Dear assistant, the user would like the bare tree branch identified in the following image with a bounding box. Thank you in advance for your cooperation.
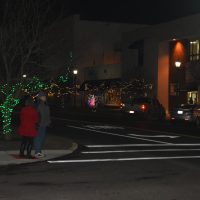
[0,0,63,84]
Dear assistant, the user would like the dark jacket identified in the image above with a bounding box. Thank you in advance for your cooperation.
[18,106,39,137]
[37,102,51,127]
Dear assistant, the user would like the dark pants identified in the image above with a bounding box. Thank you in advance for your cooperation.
[20,136,34,156]
[34,126,46,154]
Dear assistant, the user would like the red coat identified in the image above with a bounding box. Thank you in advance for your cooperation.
[18,106,39,137]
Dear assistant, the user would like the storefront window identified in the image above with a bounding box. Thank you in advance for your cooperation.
[190,40,200,61]
[187,91,198,104]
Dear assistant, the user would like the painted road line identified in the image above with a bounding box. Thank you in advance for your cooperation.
[128,133,179,139]
[48,155,200,164]
[86,144,200,148]
[68,125,170,144]
[128,127,199,139]
[82,148,200,154]
[54,117,200,140]
[129,127,182,136]
[84,125,124,130]
[53,117,200,139]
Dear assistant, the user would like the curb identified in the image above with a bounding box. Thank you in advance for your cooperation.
[0,142,79,167]
[69,142,79,152]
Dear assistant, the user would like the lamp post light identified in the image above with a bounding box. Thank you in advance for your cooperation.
[73,69,78,75]
[22,74,27,78]
[73,69,78,107]
[175,60,182,96]
[175,61,181,68]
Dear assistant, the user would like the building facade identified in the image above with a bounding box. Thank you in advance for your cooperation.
[122,13,200,115]
[42,15,145,83]
[42,15,145,106]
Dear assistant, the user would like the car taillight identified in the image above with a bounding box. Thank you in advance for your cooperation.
[140,104,146,111]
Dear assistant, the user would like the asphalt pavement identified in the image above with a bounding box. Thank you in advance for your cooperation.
[51,116,200,162]
[1,109,200,199]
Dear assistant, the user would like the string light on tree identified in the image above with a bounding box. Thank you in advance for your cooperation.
[0,77,48,135]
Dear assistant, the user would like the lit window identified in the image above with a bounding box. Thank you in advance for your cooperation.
[187,91,198,104]
[190,40,200,61]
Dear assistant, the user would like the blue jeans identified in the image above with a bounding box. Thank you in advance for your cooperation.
[34,126,46,154]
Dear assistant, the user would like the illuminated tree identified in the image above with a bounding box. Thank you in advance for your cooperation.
[83,78,151,106]
[120,79,152,97]
[85,78,150,93]
[0,77,47,135]
[0,0,63,136]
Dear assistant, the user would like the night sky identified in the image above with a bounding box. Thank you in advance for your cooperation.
[62,0,200,24]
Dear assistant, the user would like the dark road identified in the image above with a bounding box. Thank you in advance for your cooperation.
[1,0,200,199]
[1,116,200,200]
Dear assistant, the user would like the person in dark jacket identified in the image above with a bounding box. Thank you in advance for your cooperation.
[18,97,39,159]
[34,91,51,158]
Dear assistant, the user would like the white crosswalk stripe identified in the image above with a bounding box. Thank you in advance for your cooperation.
[81,148,200,154]
[48,122,200,164]
[48,143,200,164]
[48,156,200,163]
[86,143,200,148]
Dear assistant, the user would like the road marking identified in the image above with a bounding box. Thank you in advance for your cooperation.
[82,149,200,154]
[68,125,170,144]
[86,144,200,148]
[128,127,188,138]
[48,155,200,163]
[128,133,179,139]
[54,117,200,140]
[84,125,124,130]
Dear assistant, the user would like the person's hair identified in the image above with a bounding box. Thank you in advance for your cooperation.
[25,97,34,106]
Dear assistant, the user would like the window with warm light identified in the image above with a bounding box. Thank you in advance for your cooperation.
[190,40,200,61]
[187,91,198,104]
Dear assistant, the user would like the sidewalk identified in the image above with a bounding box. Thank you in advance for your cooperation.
[0,133,78,166]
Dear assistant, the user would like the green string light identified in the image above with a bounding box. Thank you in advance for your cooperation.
[0,77,48,135]
[0,95,20,135]
[0,71,72,135]
[58,75,69,83]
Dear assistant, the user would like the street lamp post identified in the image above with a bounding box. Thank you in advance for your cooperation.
[175,60,182,96]
[73,69,78,107]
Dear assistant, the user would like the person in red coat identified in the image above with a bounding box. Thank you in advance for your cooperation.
[18,97,39,158]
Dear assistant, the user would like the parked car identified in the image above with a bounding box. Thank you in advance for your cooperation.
[193,104,200,127]
[170,104,197,123]
[121,97,166,120]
